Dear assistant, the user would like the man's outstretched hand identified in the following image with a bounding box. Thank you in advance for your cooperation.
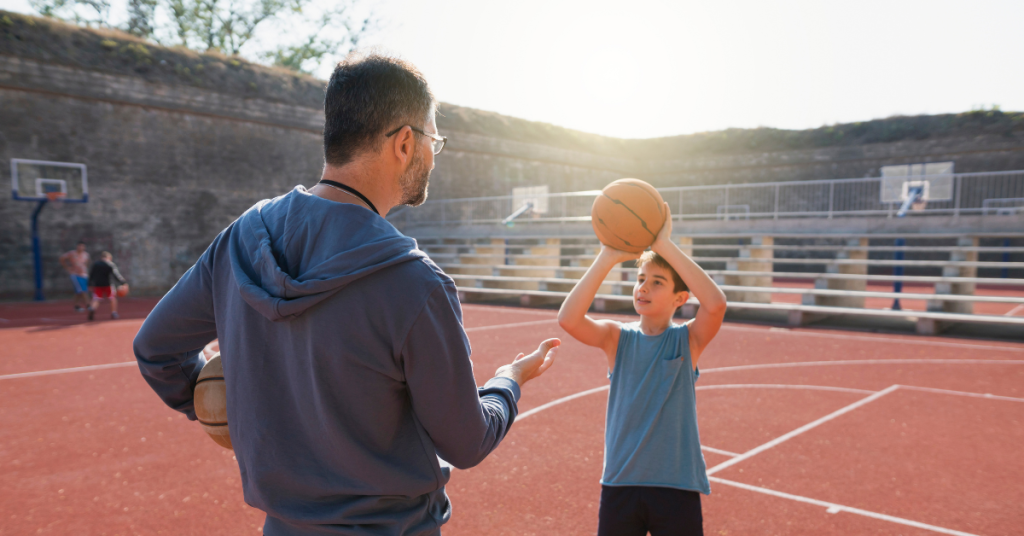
[495,338,561,387]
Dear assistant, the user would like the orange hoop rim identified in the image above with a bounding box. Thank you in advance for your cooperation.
[45,192,66,202]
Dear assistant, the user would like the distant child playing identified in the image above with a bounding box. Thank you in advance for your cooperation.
[88,251,128,321]
[59,241,90,312]
[558,203,727,536]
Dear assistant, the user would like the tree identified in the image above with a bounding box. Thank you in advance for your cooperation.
[29,0,111,27]
[28,0,377,75]
[125,0,157,38]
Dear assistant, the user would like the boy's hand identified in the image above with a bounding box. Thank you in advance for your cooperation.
[598,245,641,265]
[652,202,674,254]
[495,338,561,387]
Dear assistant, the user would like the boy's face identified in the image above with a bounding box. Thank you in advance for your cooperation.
[633,261,688,317]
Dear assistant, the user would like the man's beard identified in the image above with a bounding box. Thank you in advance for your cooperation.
[398,150,430,207]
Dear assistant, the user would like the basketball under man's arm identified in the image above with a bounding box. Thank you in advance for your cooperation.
[650,203,727,363]
[558,246,638,360]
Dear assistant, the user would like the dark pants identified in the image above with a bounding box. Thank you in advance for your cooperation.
[598,485,703,536]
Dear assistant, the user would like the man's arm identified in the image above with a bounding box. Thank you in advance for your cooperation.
[402,279,558,470]
[132,250,217,420]
[557,246,637,366]
[650,203,727,364]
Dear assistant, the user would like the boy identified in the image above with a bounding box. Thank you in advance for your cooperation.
[59,241,90,312]
[87,251,128,321]
[558,203,727,536]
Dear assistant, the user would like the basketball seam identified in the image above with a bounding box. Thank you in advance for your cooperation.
[619,182,665,218]
[596,216,636,249]
[600,193,658,239]
[197,419,228,426]
[195,376,224,385]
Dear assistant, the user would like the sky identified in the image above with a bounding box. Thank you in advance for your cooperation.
[4,0,1022,139]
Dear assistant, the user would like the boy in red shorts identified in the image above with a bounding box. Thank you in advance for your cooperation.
[87,251,127,321]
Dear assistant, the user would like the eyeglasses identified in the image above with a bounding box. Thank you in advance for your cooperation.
[385,125,447,155]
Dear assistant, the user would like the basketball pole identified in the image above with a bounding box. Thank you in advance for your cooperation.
[31,198,49,301]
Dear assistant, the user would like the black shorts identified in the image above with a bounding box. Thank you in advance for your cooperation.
[598,485,703,536]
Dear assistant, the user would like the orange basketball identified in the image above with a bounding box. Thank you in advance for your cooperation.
[116,284,130,298]
[194,353,232,449]
[591,178,666,253]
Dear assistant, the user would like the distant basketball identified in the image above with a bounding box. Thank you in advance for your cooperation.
[591,179,666,253]
[194,352,232,449]
[116,284,129,298]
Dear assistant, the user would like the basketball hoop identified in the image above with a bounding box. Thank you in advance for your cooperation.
[45,191,66,210]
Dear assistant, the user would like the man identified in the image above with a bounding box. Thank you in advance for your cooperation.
[133,53,560,536]
[87,251,127,320]
[59,241,90,311]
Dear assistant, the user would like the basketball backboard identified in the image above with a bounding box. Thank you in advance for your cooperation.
[512,185,549,214]
[879,161,953,204]
[11,159,88,203]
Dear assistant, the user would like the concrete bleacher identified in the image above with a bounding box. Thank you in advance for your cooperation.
[417,233,1024,335]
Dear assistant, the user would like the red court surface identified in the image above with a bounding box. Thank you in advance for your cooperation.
[2,301,1023,535]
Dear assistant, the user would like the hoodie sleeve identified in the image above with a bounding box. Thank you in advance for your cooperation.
[132,249,218,420]
[400,279,520,470]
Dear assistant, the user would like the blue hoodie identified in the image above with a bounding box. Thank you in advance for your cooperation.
[133,186,521,535]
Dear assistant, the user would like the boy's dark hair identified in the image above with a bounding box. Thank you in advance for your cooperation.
[101,251,112,259]
[323,53,436,166]
[636,251,688,293]
[77,240,86,246]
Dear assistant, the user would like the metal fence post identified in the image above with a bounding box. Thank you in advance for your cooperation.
[724,183,730,220]
[774,184,779,220]
[828,181,834,219]
[953,175,962,219]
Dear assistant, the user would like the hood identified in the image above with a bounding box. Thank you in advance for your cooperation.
[229,187,425,321]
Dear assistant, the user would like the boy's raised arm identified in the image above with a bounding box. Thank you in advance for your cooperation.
[558,246,637,356]
[650,203,727,363]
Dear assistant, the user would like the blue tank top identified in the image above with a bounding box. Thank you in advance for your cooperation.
[602,322,710,494]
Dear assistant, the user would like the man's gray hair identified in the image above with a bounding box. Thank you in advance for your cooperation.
[323,52,436,166]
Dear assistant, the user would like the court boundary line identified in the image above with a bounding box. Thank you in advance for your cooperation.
[464,318,558,332]
[460,304,558,317]
[1006,303,1024,316]
[701,445,740,457]
[721,324,1024,353]
[0,361,136,381]
[708,476,980,536]
[0,318,560,381]
[696,384,875,395]
[706,385,901,476]
[703,358,1024,375]
[898,384,1024,403]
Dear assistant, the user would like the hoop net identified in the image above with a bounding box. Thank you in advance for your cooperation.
[46,191,66,209]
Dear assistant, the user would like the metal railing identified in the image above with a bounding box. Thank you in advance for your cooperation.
[387,170,1024,228]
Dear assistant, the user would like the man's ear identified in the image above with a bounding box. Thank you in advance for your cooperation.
[391,126,416,165]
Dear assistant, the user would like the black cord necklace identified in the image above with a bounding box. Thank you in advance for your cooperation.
[317,180,380,216]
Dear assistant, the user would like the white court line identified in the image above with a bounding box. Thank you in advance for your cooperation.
[0,361,136,381]
[721,324,1024,353]
[516,383,739,457]
[0,319,558,381]
[460,304,558,318]
[898,385,1024,403]
[464,318,558,333]
[696,384,875,395]
[1006,304,1024,317]
[705,385,900,476]
[701,445,740,457]
[703,358,1024,375]
[708,477,980,536]
[518,385,609,420]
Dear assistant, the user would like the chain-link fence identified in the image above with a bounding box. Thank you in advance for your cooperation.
[388,170,1024,228]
